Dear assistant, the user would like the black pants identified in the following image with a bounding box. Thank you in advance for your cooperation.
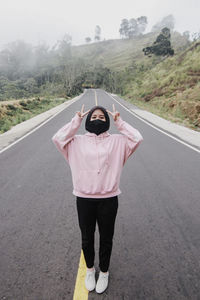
[76,196,118,272]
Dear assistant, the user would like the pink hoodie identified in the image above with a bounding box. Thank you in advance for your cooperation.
[52,113,143,198]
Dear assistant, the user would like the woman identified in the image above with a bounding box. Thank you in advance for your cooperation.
[52,103,143,294]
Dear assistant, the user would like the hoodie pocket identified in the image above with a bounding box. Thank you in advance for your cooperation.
[76,169,118,195]
[77,170,101,194]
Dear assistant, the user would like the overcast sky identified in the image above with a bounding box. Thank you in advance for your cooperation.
[0,0,199,49]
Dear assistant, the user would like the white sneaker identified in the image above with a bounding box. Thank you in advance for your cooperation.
[85,268,96,291]
[95,271,109,294]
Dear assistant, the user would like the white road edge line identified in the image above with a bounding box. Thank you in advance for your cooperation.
[0,94,84,154]
[106,92,200,154]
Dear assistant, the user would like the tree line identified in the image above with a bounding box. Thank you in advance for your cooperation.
[0,14,192,101]
[0,34,124,100]
[85,14,177,43]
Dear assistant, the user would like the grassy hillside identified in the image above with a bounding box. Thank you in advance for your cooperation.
[122,42,200,131]
[0,97,66,133]
[72,31,189,71]
[72,32,200,131]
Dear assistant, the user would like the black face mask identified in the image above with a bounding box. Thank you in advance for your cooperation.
[85,106,110,136]
[87,119,108,135]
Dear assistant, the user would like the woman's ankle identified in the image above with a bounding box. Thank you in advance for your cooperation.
[100,270,109,274]
[87,266,95,271]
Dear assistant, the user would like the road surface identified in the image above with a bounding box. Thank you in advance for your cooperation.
[0,89,200,300]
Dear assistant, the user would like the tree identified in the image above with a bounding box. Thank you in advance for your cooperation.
[57,33,72,60]
[24,78,38,94]
[128,18,138,38]
[0,40,34,80]
[137,16,148,35]
[34,42,50,70]
[143,27,174,57]
[94,25,101,42]
[119,19,129,38]
[119,16,148,39]
[152,15,175,32]
[183,31,190,40]
[192,31,200,41]
[85,37,92,43]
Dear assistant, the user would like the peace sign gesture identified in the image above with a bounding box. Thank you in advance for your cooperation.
[76,104,90,119]
[106,104,120,121]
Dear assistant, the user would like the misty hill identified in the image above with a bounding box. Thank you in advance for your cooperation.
[72,31,189,71]
[72,32,188,71]
[0,30,200,132]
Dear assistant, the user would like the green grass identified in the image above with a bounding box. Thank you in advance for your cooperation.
[72,31,189,71]
[0,97,67,133]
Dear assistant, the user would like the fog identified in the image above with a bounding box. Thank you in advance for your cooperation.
[0,0,199,48]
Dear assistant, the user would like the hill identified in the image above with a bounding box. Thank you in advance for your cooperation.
[1,30,199,132]
[121,41,200,131]
[71,32,200,131]
[72,31,189,71]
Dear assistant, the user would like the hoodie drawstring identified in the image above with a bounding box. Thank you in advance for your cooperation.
[95,136,100,174]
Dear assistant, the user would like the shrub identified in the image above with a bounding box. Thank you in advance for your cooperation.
[19,101,27,107]
[7,104,17,110]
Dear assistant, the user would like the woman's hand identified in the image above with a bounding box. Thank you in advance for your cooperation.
[76,104,90,119]
[106,104,120,121]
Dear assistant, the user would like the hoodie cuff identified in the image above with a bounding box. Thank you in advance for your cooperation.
[114,116,124,128]
[74,113,83,124]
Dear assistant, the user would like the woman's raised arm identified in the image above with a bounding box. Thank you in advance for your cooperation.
[51,104,89,156]
[108,104,143,161]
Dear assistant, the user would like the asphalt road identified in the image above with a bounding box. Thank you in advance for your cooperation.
[0,89,200,300]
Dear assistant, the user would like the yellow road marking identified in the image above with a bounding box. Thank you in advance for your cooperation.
[95,90,98,105]
[73,250,88,300]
